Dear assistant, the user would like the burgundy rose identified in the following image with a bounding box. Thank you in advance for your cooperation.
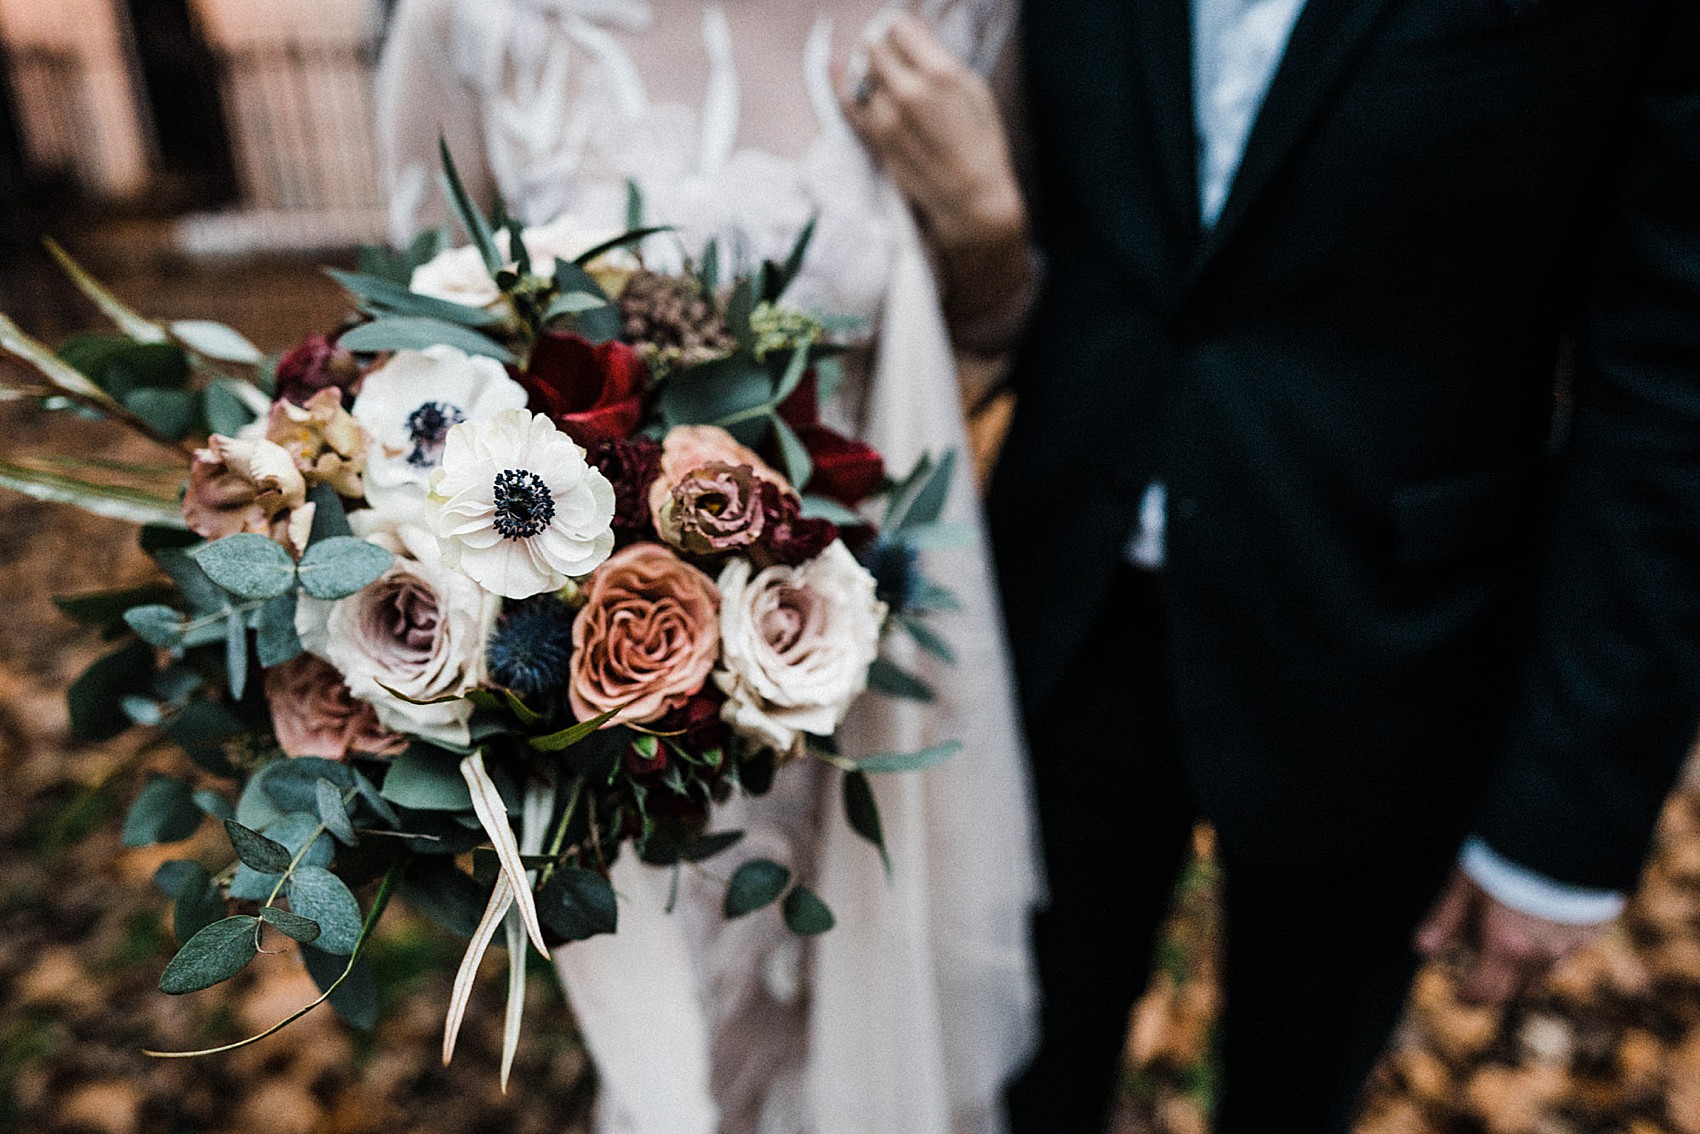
[275,333,362,407]
[756,482,839,567]
[520,331,647,446]
[588,436,662,539]
[623,693,731,779]
[776,372,884,507]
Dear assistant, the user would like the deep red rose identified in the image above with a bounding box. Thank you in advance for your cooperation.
[775,371,884,507]
[757,482,839,567]
[275,333,362,406]
[623,693,731,783]
[521,331,647,446]
[587,437,662,540]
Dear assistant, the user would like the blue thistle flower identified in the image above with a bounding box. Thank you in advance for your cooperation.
[863,538,919,611]
[487,597,576,698]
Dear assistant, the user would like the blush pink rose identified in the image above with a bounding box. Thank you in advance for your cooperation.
[264,654,405,760]
[646,424,789,526]
[569,542,721,726]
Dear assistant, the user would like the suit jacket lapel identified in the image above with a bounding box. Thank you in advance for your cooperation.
[1188,0,1402,284]
[1127,0,1202,253]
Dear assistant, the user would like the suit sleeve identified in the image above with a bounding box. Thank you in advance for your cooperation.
[1476,0,1700,891]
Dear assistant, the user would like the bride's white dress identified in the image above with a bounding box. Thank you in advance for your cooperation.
[376,3,1039,1132]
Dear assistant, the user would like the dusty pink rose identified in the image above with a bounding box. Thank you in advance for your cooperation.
[263,654,405,760]
[647,424,789,526]
[266,388,369,497]
[656,462,768,555]
[569,542,721,725]
[182,434,313,554]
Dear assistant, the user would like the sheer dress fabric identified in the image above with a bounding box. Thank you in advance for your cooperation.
[375,4,1039,1131]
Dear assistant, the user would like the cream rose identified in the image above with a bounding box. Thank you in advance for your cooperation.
[714,540,887,756]
[569,543,721,725]
[295,512,501,746]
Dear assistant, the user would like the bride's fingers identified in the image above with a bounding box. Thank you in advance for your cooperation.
[886,12,959,80]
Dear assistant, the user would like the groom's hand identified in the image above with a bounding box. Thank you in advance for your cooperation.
[1415,869,1611,1006]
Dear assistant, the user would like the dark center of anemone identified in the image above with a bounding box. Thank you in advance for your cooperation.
[404,401,467,467]
[492,468,556,540]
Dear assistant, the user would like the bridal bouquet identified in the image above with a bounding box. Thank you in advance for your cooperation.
[0,148,961,1080]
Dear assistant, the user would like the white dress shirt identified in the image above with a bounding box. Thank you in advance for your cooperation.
[1127,0,1626,925]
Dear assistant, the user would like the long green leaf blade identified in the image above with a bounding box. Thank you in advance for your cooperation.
[0,459,187,527]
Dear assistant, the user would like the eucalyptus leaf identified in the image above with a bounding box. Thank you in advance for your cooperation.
[193,789,233,820]
[899,615,956,664]
[289,866,362,955]
[867,657,936,703]
[254,592,302,667]
[723,859,791,918]
[170,320,263,365]
[191,533,297,600]
[316,779,357,846]
[536,868,619,942]
[325,269,504,327]
[438,136,501,271]
[782,886,835,936]
[682,830,744,863]
[153,860,205,898]
[658,355,771,430]
[769,413,813,491]
[296,537,393,600]
[798,495,864,525]
[121,776,202,847]
[843,770,890,874]
[223,819,293,874]
[42,238,167,342]
[159,916,260,994]
[400,858,488,939]
[302,943,378,1030]
[258,905,322,944]
[225,607,249,700]
[124,604,185,649]
[339,316,515,364]
[380,744,474,810]
[891,449,957,532]
[0,458,187,528]
[155,551,228,615]
[854,740,962,775]
[527,706,624,753]
[69,640,155,741]
[123,387,202,440]
[121,695,163,726]
[54,584,178,629]
[203,379,259,436]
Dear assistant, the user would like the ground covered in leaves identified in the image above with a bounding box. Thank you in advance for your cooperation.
[4,226,1700,1134]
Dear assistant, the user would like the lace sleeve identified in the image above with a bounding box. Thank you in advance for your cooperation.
[375,0,496,244]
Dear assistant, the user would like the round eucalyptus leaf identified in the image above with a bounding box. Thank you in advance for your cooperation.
[296,537,394,600]
[289,866,362,955]
[258,904,322,944]
[123,604,185,648]
[223,818,292,874]
[723,859,791,919]
[782,886,836,937]
[158,916,259,994]
[191,533,296,601]
[122,776,203,847]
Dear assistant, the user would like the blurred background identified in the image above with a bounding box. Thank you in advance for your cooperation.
[5,3,1700,1133]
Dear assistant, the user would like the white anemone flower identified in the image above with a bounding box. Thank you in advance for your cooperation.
[351,345,530,524]
[430,409,617,600]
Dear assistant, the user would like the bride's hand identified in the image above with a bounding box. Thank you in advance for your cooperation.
[836,14,1024,255]
[836,14,1035,351]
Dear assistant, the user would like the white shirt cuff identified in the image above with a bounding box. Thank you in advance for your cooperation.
[1459,837,1627,925]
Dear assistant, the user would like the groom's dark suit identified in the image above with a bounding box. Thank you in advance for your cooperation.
[992,1,1700,1130]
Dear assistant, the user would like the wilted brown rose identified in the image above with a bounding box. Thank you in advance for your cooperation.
[656,462,767,555]
[263,654,405,760]
[182,434,313,554]
[569,542,720,726]
[266,388,369,497]
[647,424,789,526]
